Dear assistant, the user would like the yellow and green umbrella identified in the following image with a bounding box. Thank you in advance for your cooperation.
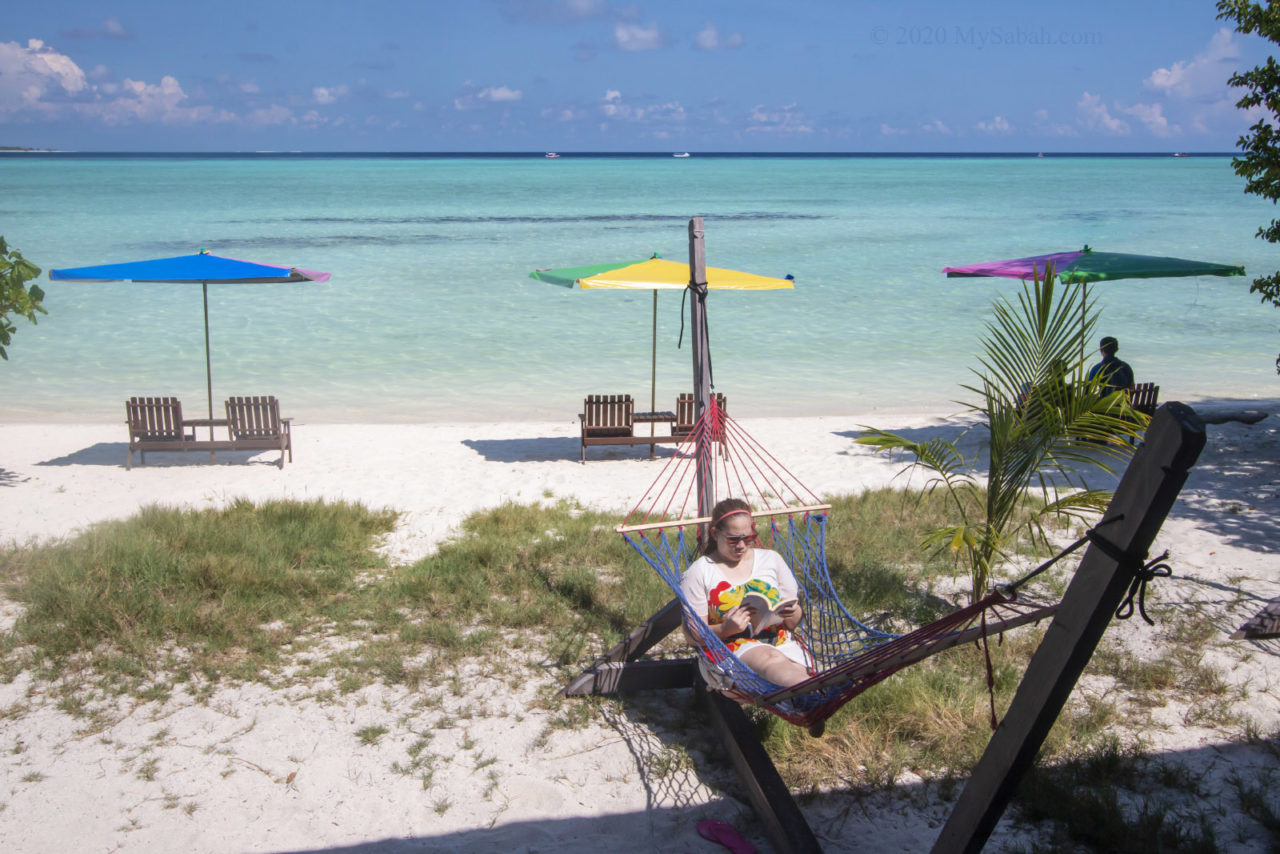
[530,254,794,412]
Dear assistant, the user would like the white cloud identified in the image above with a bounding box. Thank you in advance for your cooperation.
[599,90,686,124]
[102,18,130,39]
[564,0,607,18]
[746,103,812,134]
[1123,102,1177,137]
[1146,28,1239,100]
[0,39,87,114]
[78,75,235,125]
[880,123,908,136]
[313,85,348,105]
[1031,108,1079,137]
[1076,92,1129,134]
[454,84,524,110]
[976,115,1013,133]
[61,17,133,40]
[615,23,663,51]
[694,23,744,51]
[247,104,294,125]
[387,89,410,99]
[478,85,522,102]
[240,81,259,94]
[921,119,951,134]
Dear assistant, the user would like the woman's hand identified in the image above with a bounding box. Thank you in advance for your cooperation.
[718,604,754,638]
[776,601,802,630]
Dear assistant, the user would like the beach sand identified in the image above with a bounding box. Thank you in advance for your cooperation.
[1,406,1277,853]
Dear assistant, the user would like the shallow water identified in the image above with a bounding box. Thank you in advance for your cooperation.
[2,153,1275,422]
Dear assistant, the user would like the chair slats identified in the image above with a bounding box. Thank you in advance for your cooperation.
[1128,383,1160,418]
[225,396,293,468]
[125,396,192,469]
[674,393,727,438]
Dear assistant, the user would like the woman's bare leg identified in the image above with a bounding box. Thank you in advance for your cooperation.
[739,645,811,687]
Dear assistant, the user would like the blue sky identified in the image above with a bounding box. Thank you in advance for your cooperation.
[1,0,1272,151]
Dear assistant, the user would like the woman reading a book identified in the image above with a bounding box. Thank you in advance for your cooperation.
[680,498,813,687]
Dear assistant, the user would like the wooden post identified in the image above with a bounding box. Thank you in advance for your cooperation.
[688,217,713,519]
[932,402,1206,854]
[563,598,686,695]
[702,686,823,854]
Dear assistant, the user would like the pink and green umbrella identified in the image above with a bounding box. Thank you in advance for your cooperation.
[943,245,1245,357]
[942,245,1245,283]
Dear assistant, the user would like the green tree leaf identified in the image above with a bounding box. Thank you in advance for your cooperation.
[1218,0,1280,372]
[0,237,46,360]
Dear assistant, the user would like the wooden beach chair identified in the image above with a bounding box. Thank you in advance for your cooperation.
[674,392,727,440]
[225,396,293,468]
[579,394,636,462]
[1127,383,1160,418]
[125,396,196,469]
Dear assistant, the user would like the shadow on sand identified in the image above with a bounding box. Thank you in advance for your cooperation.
[266,733,1280,853]
[462,437,685,464]
[0,467,32,487]
[33,443,285,469]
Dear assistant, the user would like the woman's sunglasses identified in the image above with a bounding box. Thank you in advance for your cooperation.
[721,532,758,545]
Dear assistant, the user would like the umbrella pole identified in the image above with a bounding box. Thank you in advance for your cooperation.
[688,217,713,520]
[649,290,657,459]
[203,281,215,443]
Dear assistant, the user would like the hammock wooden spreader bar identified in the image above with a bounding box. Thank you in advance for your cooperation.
[760,592,1056,707]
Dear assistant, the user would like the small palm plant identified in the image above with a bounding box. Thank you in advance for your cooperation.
[857,263,1145,601]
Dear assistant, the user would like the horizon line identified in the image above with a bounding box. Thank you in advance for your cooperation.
[0,149,1239,157]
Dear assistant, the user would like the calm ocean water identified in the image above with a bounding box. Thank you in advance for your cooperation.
[2,153,1276,422]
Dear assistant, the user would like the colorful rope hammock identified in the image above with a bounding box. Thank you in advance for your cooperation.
[618,398,1057,731]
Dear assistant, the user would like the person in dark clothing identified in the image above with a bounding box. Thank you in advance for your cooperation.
[1087,336,1135,395]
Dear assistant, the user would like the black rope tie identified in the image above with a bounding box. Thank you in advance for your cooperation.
[678,287,688,348]
[1083,528,1173,625]
[1115,552,1172,625]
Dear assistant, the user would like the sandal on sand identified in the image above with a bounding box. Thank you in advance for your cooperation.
[696,819,757,854]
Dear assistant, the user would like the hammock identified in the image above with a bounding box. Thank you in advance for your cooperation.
[618,398,1057,731]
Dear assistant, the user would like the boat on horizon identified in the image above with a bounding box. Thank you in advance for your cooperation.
[545,152,560,159]
[1173,152,1189,157]
[673,152,691,158]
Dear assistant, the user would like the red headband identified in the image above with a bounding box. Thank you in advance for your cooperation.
[713,508,751,526]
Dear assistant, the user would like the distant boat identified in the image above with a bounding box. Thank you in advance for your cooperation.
[673,152,691,158]
[545,152,560,159]
[1036,152,1045,158]
[1173,152,1189,157]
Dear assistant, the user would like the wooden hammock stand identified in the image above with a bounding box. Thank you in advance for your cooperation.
[563,218,1207,853]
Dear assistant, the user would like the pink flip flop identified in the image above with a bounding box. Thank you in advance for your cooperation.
[696,819,757,854]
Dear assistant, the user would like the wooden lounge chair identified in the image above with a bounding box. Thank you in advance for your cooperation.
[125,396,197,469]
[1127,383,1160,418]
[225,396,293,468]
[674,393,727,440]
[580,394,636,462]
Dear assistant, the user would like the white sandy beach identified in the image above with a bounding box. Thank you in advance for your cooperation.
[1,406,1278,853]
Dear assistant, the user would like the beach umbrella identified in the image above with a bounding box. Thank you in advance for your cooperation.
[943,244,1245,357]
[49,250,330,429]
[530,253,794,415]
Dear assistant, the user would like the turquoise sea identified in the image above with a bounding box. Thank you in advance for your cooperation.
[2,153,1277,422]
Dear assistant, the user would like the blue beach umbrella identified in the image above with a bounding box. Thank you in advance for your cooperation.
[49,250,331,425]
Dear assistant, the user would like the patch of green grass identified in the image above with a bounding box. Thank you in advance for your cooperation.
[0,499,398,689]
[355,725,388,746]
[1014,738,1221,853]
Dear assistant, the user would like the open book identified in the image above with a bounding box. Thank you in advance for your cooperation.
[739,592,798,637]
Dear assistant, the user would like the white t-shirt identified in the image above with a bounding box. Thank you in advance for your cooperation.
[681,548,799,622]
[680,548,809,682]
